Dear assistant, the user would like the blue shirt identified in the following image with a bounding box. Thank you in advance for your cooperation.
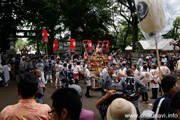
[152,93,167,112]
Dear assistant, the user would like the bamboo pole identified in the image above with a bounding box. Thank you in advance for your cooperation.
[46,43,48,57]
[155,37,163,95]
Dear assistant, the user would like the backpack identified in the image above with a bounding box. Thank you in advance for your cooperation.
[60,68,67,82]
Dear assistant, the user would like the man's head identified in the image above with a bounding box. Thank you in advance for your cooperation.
[68,64,72,70]
[171,90,180,120]
[161,76,177,93]
[143,65,148,71]
[108,67,115,75]
[34,69,41,78]
[17,73,38,99]
[63,63,67,68]
[73,61,77,66]
[126,69,134,77]
[87,64,91,69]
[51,88,82,120]
[115,64,119,69]
[161,62,164,66]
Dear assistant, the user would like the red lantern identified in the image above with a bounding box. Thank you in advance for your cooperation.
[88,40,92,54]
[83,40,89,51]
[70,39,76,54]
[42,30,48,43]
[98,41,103,53]
[103,40,109,54]
[84,55,88,61]
[108,55,112,61]
[53,40,58,54]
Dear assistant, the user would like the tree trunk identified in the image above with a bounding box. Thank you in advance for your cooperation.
[132,14,138,52]
[123,22,130,52]
[49,28,55,54]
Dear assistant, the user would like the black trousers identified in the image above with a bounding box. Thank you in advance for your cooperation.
[75,79,79,84]
[152,88,158,99]
[142,92,148,101]
[85,86,91,96]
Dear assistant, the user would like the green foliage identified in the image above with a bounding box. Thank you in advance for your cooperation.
[15,38,28,52]
[164,17,180,41]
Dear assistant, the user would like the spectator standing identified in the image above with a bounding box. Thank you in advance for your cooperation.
[0,73,51,119]
[34,69,45,104]
[150,64,160,99]
[50,88,82,120]
[137,54,144,69]
[45,59,54,83]
[69,85,95,120]
[2,62,10,86]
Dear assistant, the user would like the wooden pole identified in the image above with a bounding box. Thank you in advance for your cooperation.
[155,37,163,95]
[46,43,48,57]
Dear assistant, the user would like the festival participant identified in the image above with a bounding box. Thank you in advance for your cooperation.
[176,57,180,79]
[161,55,167,66]
[101,67,115,96]
[45,59,54,83]
[152,76,177,113]
[159,62,171,79]
[24,58,30,72]
[50,88,82,120]
[150,64,160,99]
[139,65,150,103]
[158,86,180,120]
[29,58,34,72]
[137,54,144,69]
[84,64,93,98]
[2,62,10,86]
[66,64,74,88]
[34,69,45,104]
[14,56,20,80]
[35,59,46,85]
[73,60,81,84]
[132,64,140,79]
[113,56,120,65]
[20,58,25,71]
[69,84,95,120]
[0,73,51,119]
[119,69,146,118]
[120,61,127,75]
[171,90,180,120]
[55,59,63,89]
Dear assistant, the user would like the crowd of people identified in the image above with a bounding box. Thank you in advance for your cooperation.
[0,51,180,120]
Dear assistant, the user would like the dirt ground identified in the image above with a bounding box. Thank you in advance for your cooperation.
[0,75,180,120]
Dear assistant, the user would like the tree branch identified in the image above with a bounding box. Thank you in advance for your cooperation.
[118,0,130,10]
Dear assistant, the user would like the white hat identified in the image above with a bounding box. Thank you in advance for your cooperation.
[107,98,137,120]
[69,84,82,97]
[140,110,154,120]
[146,56,149,59]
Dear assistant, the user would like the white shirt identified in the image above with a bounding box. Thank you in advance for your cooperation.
[140,71,150,84]
[85,68,91,86]
[134,69,140,79]
[119,67,127,75]
[100,67,108,77]
[73,65,81,74]
[159,66,171,76]
[162,58,167,64]
[150,69,160,88]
